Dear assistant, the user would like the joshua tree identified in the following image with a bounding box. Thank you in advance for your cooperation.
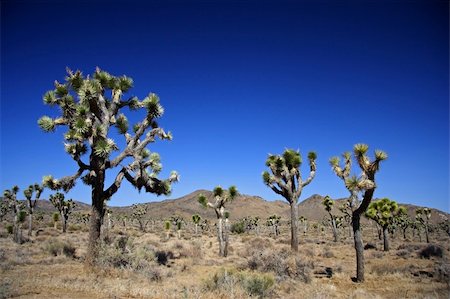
[131,204,149,232]
[198,186,238,257]
[176,220,182,239]
[299,216,308,235]
[3,186,24,243]
[23,184,44,236]
[192,214,202,235]
[52,212,59,229]
[49,192,76,233]
[322,196,339,242]
[263,149,317,252]
[0,199,8,221]
[394,207,411,240]
[365,198,400,251]
[416,208,432,243]
[164,220,171,240]
[38,68,178,265]
[330,144,387,282]
[267,215,281,238]
[339,201,353,238]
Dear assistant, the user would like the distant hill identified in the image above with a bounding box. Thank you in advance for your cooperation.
[20,191,448,224]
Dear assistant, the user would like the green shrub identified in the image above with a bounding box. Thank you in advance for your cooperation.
[231,221,245,234]
[5,225,13,235]
[242,272,274,298]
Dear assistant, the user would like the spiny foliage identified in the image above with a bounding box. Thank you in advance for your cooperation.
[49,192,76,218]
[263,149,317,203]
[322,196,334,212]
[198,186,238,209]
[192,214,201,224]
[365,198,400,228]
[39,68,178,196]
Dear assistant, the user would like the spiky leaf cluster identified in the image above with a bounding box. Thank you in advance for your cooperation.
[192,214,202,224]
[365,198,400,228]
[322,195,334,212]
[38,68,179,201]
[198,186,238,213]
[267,214,281,226]
[263,149,317,203]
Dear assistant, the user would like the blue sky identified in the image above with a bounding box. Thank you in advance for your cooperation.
[1,1,449,212]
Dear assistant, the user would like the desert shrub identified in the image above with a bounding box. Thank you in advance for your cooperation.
[419,244,443,259]
[364,242,377,250]
[145,265,163,282]
[155,250,174,266]
[0,280,11,299]
[397,243,422,252]
[204,268,274,298]
[231,221,245,234]
[242,272,274,298]
[42,238,76,258]
[370,251,384,259]
[321,247,335,258]
[246,248,312,283]
[370,263,413,275]
[434,262,450,286]
[5,225,13,235]
[396,249,410,259]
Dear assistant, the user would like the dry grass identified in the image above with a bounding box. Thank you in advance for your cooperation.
[0,225,449,298]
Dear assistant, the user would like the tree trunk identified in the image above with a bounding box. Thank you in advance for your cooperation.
[403,228,407,240]
[217,217,227,257]
[290,203,299,252]
[195,224,198,235]
[62,215,68,233]
[352,213,365,282]
[425,223,429,243]
[86,170,105,266]
[28,209,33,237]
[13,214,21,244]
[382,226,389,251]
[331,215,339,242]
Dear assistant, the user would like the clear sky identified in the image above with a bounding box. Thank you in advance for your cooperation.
[1,0,449,212]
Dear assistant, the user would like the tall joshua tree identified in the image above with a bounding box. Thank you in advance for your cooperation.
[38,68,178,265]
[395,206,411,240]
[263,149,317,252]
[365,198,400,251]
[3,186,23,243]
[198,186,238,257]
[23,184,43,236]
[330,144,387,282]
[131,203,149,232]
[267,214,281,238]
[322,196,339,242]
[416,208,432,243]
[49,192,76,233]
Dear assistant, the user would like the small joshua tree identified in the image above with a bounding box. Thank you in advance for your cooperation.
[198,186,238,257]
[164,220,171,240]
[416,208,432,243]
[53,212,59,229]
[131,203,149,232]
[23,184,43,236]
[322,195,339,242]
[299,216,308,235]
[394,207,411,240]
[330,144,387,282]
[3,186,24,243]
[365,198,400,251]
[192,214,201,235]
[49,192,76,233]
[38,68,178,265]
[263,149,317,252]
[267,215,281,238]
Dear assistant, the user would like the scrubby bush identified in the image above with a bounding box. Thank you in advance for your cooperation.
[419,244,443,259]
[205,268,274,298]
[42,238,76,258]
[231,221,245,234]
[5,225,13,235]
[246,248,313,283]
[155,250,174,266]
[434,262,450,286]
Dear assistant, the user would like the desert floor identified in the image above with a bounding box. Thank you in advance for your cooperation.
[1,224,449,299]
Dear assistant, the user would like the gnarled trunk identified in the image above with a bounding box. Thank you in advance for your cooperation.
[331,217,339,242]
[424,223,429,243]
[86,168,105,266]
[28,209,33,236]
[352,213,365,282]
[290,203,299,252]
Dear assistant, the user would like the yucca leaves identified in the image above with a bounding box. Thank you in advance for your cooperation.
[38,116,56,132]
[143,93,164,119]
[198,194,207,208]
[94,138,118,158]
[307,151,317,161]
[228,185,238,199]
[115,114,129,134]
[353,143,369,156]
[43,91,57,105]
[374,150,388,161]
[322,195,334,212]
[213,186,224,197]
[366,198,399,227]
[262,171,271,185]
[283,149,301,169]
[117,76,133,92]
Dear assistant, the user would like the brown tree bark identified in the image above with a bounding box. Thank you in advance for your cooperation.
[290,203,299,252]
